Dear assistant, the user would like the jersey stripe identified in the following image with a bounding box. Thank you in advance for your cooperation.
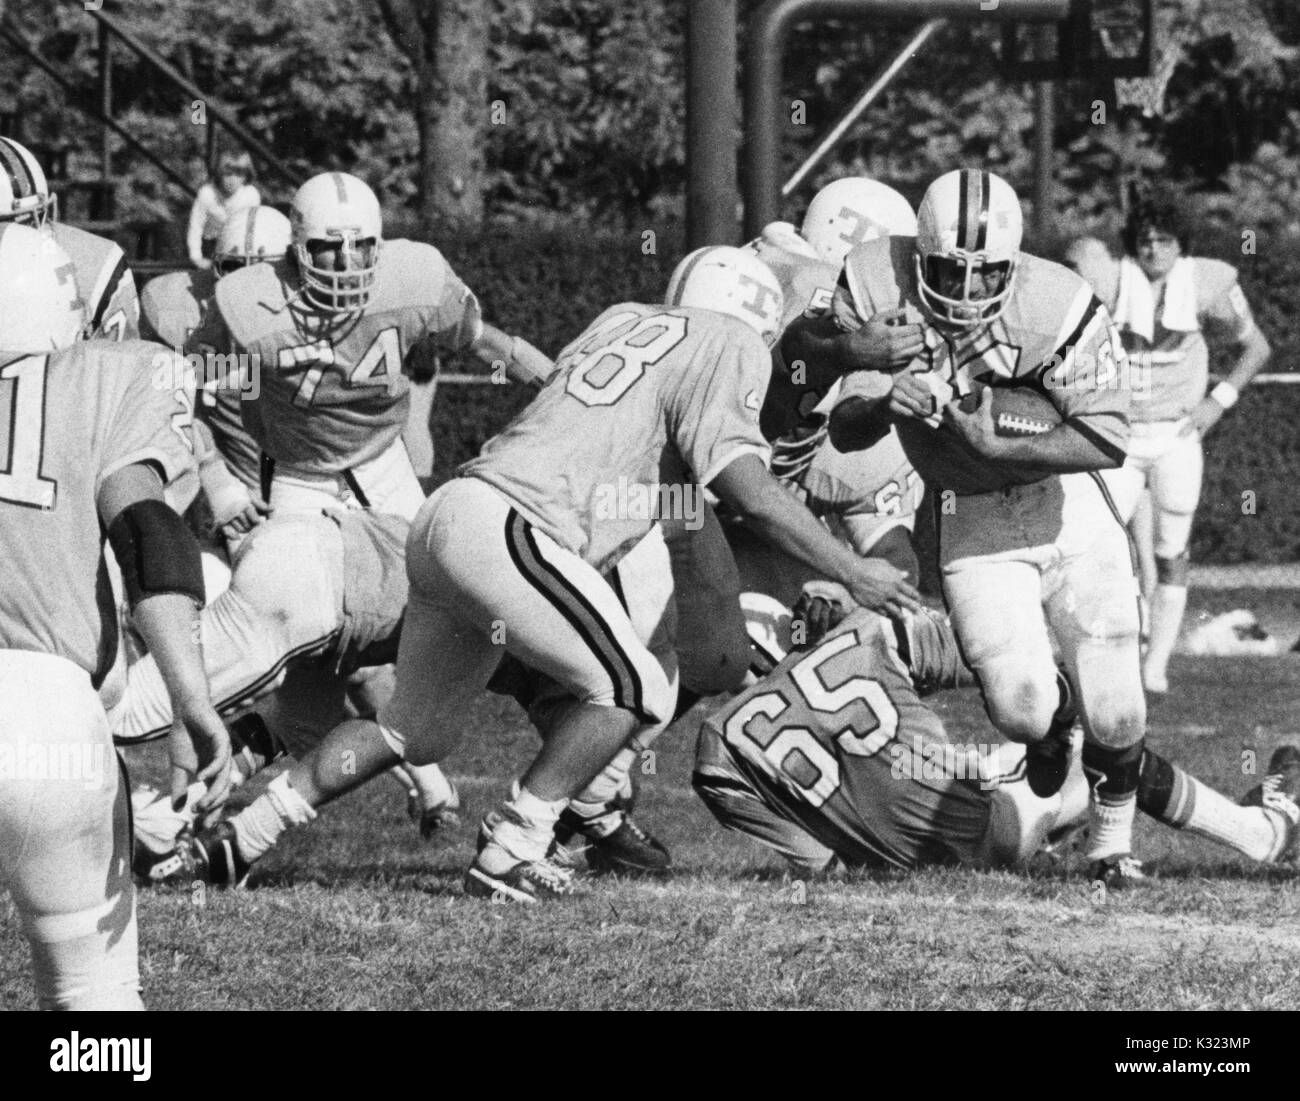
[90,252,129,331]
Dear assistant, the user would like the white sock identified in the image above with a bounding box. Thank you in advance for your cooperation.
[231,772,317,861]
[400,762,458,811]
[1180,778,1290,862]
[572,747,638,813]
[488,785,566,864]
[1085,793,1137,860]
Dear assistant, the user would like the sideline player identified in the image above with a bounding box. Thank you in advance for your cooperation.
[695,604,1300,875]
[0,137,139,340]
[184,245,922,903]
[1102,197,1271,693]
[189,171,552,521]
[0,224,230,1009]
[801,169,1146,881]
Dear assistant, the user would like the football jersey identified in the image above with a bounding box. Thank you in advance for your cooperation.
[142,268,259,489]
[50,222,140,341]
[463,303,771,575]
[701,607,991,870]
[839,235,1131,496]
[0,339,196,681]
[746,227,843,442]
[194,239,483,474]
[1138,256,1255,423]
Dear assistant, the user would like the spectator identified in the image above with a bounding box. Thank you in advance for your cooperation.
[187,151,260,268]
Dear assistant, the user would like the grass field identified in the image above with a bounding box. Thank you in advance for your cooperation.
[3,595,1300,1011]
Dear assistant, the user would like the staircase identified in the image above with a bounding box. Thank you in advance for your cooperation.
[0,3,296,270]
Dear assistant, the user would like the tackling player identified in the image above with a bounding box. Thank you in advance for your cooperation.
[189,171,552,521]
[799,169,1147,882]
[0,137,140,341]
[0,223,230,1009]
[1102,196,1272,693]
[183,245,921,903]
[695,603,1300,876]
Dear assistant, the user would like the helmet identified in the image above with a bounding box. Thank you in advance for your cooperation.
[801,177,917,267]
[215,205,291,276]
[0,223,85,351]
[664,245,784,347]
[0,137,54,228]
[289,172,383,313]
[914,169,1023,328]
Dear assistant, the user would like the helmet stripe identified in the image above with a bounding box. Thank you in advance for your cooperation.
[974,170,990,251]
[959,169,984,252]
[957,171,971,251]
[244,207,258,257]
[331,172,348,203]
[0,140,35,200]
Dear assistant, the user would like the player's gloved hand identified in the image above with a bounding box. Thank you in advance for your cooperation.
[1178,396,1226,439]
[890,367,937,419]
[793,581,854,647]
[168,695,234,817]
[843,558,921,620]
[844,308,926,373]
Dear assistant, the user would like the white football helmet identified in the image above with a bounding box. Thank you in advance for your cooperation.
[215,205,291,276]
[289,172,383,313]
[801,177,916,267]
[0,223,85,351]
[914,168,1022,328]
[664,245,784,347]
[0,137,54,228]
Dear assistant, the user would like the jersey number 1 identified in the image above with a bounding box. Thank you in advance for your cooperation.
[0,355,57,509]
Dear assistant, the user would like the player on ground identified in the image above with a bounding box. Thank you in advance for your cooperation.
[180,245,922,903]
[1102,196,1272,693]
[189,171,552,521]
[0,223,230,1009]
[0,137,139,341]
[695,604,1300,876]
[795,168,1146,883]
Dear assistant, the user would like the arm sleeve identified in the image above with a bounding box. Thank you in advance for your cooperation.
[1040,287,1131,465]
[668,325,772,486]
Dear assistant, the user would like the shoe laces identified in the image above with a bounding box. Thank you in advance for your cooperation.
[523,856,575,893]
[1261,774,1300,825]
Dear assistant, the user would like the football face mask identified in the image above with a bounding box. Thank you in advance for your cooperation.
[917,253,1014,329]
[298,231,380,313]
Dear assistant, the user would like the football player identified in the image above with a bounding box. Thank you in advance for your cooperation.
[188,245,921,903]
[1102,196,1272,694]
[0,223,230,1009]
[695,603,1300,876]
[189,171,552,522]
[0,137,140,341]
[796,168,1147,882]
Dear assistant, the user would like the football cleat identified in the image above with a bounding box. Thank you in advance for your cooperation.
[1026,682,1076,799]
[188,820,254,889]
[132,831,196,887]
[555,806,671,877]
[664,245,785,348]
[914,168,1022,329]
[1240,746,1300,863]
[1090,854,1147,889]
[465,808,576,903]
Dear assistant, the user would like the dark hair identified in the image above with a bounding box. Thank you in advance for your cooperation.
[1123,193,1193,256]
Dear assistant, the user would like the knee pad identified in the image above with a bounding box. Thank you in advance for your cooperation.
[23,892,141,1012]
[980,665,1059,744]
[230,516,343,642]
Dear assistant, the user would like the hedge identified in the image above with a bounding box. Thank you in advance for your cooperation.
[412,223,1298,564]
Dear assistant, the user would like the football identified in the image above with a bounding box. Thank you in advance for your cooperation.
[960,382,1062,437]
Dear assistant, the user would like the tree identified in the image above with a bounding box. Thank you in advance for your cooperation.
[373,0,488,229]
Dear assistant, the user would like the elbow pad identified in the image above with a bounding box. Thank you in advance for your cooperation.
[107,498,206,608]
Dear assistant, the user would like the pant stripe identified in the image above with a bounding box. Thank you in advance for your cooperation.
[503,509,650,721]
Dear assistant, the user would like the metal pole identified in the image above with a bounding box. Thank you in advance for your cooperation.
[744,0,1070,238]
[782,18,940,199]
[687,0,739,248]
[97,19,111,183]
[1032,79,1055,242]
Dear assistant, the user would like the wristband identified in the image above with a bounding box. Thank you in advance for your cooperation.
[1210,381,1239,410]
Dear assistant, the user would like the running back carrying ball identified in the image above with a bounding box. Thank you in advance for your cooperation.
[958,382,1062,437]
